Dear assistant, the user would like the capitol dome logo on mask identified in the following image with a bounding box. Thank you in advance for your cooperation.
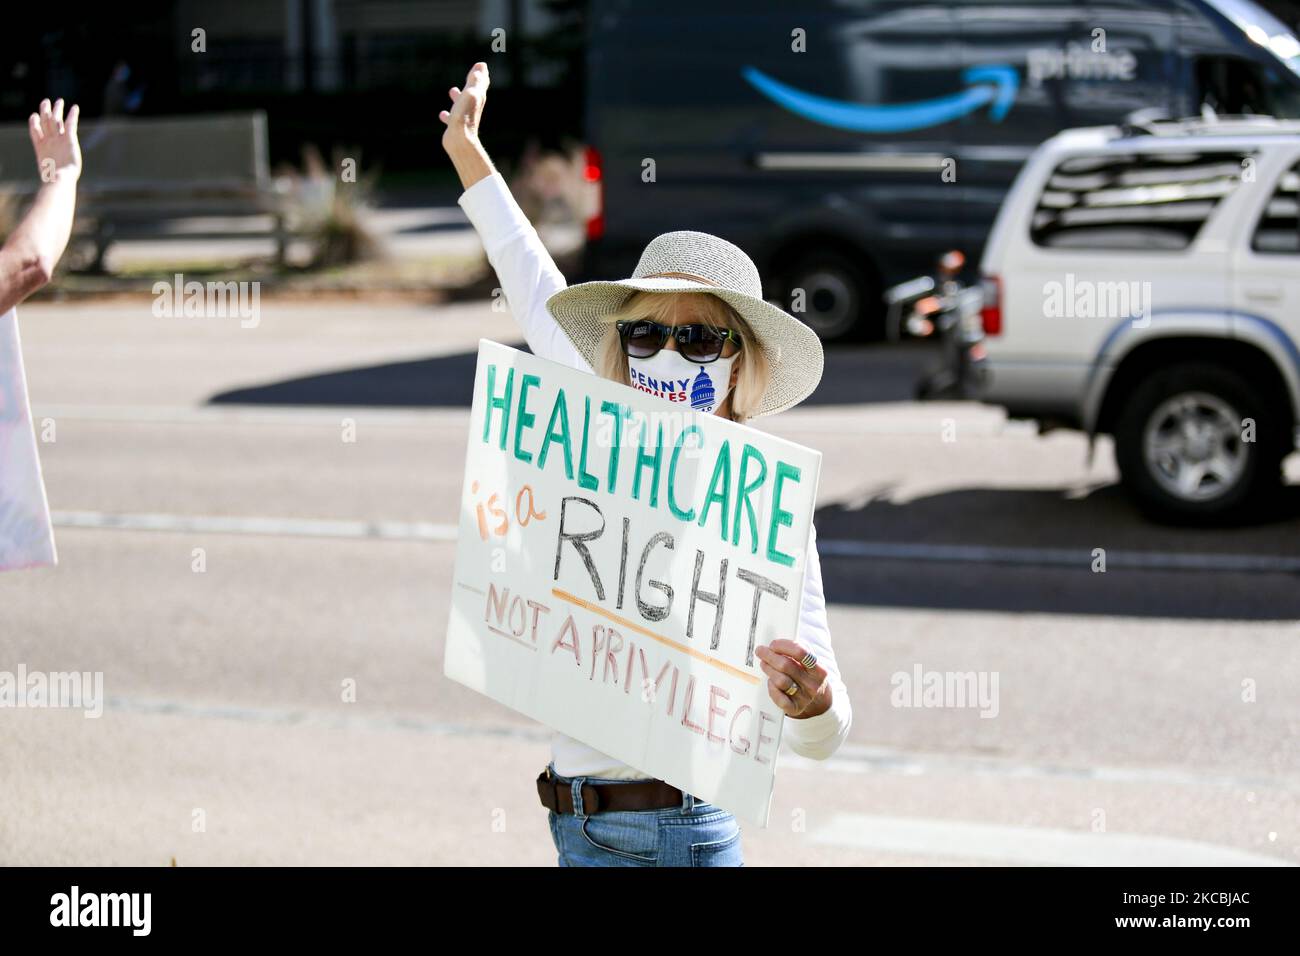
[690,368,716,411]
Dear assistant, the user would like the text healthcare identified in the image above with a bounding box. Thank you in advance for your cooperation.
[480,363,805,570]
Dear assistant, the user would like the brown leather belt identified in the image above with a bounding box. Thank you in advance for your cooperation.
[537,767,683,814]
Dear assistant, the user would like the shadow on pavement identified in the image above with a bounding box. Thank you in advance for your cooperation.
[817,484,1300,619]
[208,347,528,407]
[207,341,936,408]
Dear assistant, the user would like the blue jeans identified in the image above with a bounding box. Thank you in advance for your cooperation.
[544,763,745,867]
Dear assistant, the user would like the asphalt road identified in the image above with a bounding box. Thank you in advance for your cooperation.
[1,298,1297,866]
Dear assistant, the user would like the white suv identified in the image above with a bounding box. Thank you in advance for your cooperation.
[978,116,1300,521]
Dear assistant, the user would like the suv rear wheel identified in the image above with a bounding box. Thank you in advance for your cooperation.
[1113,363,1287,522]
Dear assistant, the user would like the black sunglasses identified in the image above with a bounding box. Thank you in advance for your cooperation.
[615,320,743,365]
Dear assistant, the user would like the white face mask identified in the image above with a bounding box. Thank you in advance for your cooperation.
[628,348,737,415]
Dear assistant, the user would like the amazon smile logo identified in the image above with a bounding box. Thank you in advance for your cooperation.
[741,64,1019,133]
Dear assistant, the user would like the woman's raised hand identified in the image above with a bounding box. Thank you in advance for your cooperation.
[439,62,490,153]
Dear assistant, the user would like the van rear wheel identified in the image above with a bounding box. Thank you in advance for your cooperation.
[1112,363,1285,522]
[779,250,877,341]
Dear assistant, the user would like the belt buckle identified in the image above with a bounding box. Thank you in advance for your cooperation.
[537,769,561,813]
[538,768,603,815]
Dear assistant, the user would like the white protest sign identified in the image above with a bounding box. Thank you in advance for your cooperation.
[0,308,56,572]
[444,340,821,826]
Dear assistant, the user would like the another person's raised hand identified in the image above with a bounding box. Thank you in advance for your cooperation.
[0,98,83,311]
[28,98,81,184]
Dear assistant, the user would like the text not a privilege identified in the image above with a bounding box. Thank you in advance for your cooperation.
[481,579,784,766]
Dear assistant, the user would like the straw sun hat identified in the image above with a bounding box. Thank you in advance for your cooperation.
[544,231,825,418]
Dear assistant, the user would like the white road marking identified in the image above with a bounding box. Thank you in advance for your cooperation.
[33,404,469,427]
[782,745,1300,793]
[104,695,553,741]
[52,510,1296,573]
[53,511,459,541]
[32,402,1023,435]
[809,813,1295,866]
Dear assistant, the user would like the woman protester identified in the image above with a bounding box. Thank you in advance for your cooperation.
[440,63,851,867]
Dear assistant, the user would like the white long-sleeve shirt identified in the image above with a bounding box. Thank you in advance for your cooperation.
[458,170,852,778]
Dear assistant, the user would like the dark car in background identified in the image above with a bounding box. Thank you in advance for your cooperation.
[580,0,1300,339]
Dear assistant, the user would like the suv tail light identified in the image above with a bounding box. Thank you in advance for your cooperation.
[584,146,604,241]
[980,275,1002,336]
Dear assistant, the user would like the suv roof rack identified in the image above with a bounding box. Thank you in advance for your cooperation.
[1119,114,1300,139]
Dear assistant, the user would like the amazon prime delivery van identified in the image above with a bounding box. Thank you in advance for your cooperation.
[580,0,1300,338]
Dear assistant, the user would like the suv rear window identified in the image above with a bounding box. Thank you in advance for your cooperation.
[1030,151,1251,251]
[1251,162,1300,254]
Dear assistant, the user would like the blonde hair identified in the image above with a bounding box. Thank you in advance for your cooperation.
[594,291,772,423]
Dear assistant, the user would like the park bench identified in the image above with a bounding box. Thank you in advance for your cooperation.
[0,111,288,271]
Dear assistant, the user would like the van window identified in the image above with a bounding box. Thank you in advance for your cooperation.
[1030,150,1251,250]
[1251,161,1300,253]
